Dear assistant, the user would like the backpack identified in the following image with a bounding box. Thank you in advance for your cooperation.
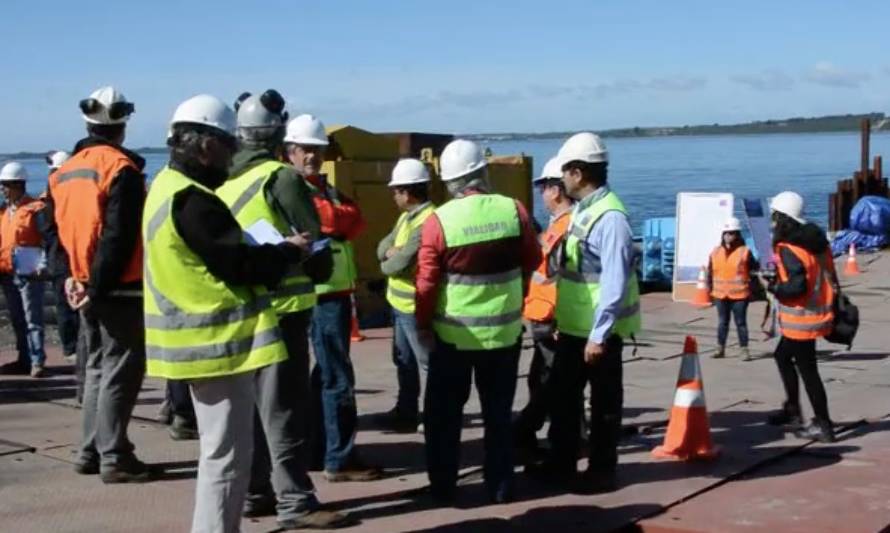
[823,291,859,349]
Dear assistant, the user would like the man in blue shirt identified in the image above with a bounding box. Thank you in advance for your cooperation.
[528,132,641,494]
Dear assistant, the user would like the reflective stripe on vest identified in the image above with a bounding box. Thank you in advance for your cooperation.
[49,144,144,284]
[432,194,523,350]
[710,245,751,300]
[304,178,358,295]
[774,242,835,340]
[216,160,317,314]
[523,212,570,322]
[143,166,287,380]
[555,189,642,339]
[386,202,435,314]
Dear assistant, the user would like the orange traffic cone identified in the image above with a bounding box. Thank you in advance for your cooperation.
[349,294,365,342]
[652,335,719,461]
[844,243,861,276]
[691,266,711,307]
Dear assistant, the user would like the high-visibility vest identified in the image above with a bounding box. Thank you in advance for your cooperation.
[775,243,835,340]
[385,202,435,314]
[709,245,752,300]
[216,160,317,315]
[48,144,144,284]
[0,196,44,274]
[142,166,287,380]
[304,178,357,295]
[555,190,641,339]
[432,194,523,350]
[523,210,571,323]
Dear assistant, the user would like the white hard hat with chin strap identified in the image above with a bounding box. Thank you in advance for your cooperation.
[770,191,806,223]
[439,139,487,182]
[80,86,134,125]
[169,94,237,138]
[556,132,608,168]
[389,159,430,187]
[284,114,329,146]
[234,89,289,130]
[532,156,563,185]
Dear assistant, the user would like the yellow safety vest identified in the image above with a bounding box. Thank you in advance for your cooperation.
[385,202,435,313]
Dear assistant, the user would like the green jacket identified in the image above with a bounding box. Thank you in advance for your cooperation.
[376,203,427,277]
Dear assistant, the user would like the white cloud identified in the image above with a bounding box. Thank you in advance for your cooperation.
[804,62,870,88]
[730,70,795,91]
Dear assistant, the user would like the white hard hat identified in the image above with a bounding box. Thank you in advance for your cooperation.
[0,161,28,183]
[284,114,329,146]
[770,191,806,223]
[440,139,487,182]
[170,94,237,137]
[389,158,430,187]
[80,86,134,125]
[235,90,288,129]
[47,151,70,170]
[556,132,608,167]
[532,156,563,184]
[722,216,742,233]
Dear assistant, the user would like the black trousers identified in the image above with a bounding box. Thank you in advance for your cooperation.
[550,334,623,474]
[773,337,830,421]
[167,379,195,424]
[514,334,557,443]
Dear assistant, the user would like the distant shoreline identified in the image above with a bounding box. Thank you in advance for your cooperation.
[2,112,886,159]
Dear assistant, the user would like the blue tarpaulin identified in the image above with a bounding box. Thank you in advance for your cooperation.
[831,229,890,257]
[831,196,890,256]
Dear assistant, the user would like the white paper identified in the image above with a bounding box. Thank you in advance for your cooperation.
[674,192,734,286]
[13,246,47,276]
[244,219,285,246]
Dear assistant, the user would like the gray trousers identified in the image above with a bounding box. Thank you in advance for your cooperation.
[190,371,256,533]
[78,297,146,468]
[248,310,319,520]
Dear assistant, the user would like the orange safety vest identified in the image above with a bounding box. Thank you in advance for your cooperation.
[48,144,144,284]
[775,243,835,340]
[709,245,751,300]
[522,211,571,322]
[0,196,44,274]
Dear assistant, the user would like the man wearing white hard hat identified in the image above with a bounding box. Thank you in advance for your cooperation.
[761,191,837,443]
[513,156,575,461]
[707,217,758,361]
[144,94,316,532]
[375,158,436,433]
[48,86,150,483]
[0,162,48,378]
[217,92,348,529]
[283,114,381,482]
[416,139,540,503]
[538,132,641,494]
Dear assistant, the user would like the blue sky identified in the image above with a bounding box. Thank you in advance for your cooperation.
[2,0,889,152]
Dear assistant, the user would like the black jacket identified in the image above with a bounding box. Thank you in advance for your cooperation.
[169,159,302,290]
[772,222,832,300]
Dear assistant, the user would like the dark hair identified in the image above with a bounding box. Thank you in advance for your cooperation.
[394,183,429,202]
[87,123,126,142]
[538,178,568,196]
[167,123,236,165]
[771,211,800,246]
[562,160,608,186]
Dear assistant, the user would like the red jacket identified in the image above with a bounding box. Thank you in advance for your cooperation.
[305,174,366,241]
[415,190,540,329]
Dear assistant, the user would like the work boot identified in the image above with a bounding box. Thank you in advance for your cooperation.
[739,347,753,361]
[373,407,418,433]
[100,458,153,484]
[156,399,173,425]
[29,365,46,378]
[794,418,836,443]
[711,346,725,359]
[73,457,99,475]
[168,415,199,441]
[324,457,383,482]
[278,509,356,530]
[766,404,803,428]
[573,469,618,495]
[243,494,276,518]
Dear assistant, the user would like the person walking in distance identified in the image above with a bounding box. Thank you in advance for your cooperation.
[708,217,758,360]
[49,86,149,483]
[416,139,540,504]
[761,191,837,443]
[375,159,436,433]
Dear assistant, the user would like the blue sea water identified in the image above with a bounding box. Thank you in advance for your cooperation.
[8,131,890,232]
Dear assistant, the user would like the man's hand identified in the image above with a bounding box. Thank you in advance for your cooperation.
[584,341,605,365]
[285,232,312,252]
[385,246,401,259]
[64,277,90,310]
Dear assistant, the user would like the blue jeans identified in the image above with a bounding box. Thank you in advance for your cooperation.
[310,296,357,472]
[424,337,520,500]
[2,275,46,367]
[715,298,749,348]
[392,309,430,418]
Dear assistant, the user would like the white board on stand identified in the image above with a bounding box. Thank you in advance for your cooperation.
[672,192,734,302]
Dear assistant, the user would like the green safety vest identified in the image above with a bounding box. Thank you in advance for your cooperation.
[555,190,642,339]
[143,166,287,380]
[433,194,523,350]
[216,160,317,315]
[385,202,435,314]
[304,177,357,295]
